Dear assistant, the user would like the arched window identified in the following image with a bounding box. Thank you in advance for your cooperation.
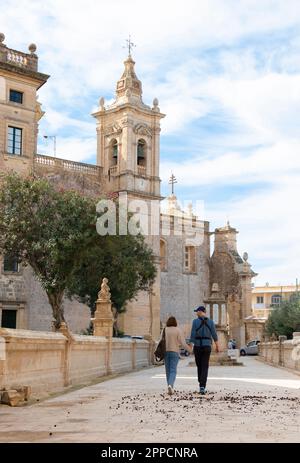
[160,239,167,271]
[137,139,146,166]
[111,139,118,166]
[271,294,282,307]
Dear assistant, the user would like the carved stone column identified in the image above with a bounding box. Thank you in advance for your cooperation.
[91,278,114,337]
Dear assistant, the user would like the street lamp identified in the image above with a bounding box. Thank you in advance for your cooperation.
[43,135,56,157]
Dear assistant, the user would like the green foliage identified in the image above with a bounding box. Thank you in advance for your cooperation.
[66,232,157,315]
[0,173,157,331]
[0,173,97,328]
[266,295,300,339]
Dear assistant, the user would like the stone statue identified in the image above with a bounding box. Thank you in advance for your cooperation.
[99,97,105,110]
[211,283,220,293]
[98,277,111,302]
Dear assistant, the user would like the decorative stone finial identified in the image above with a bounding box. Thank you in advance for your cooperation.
[0,33,5,43]
[243,252,248,262]
[28,43,37,54]
[98,277,111,302]
[212,282,219,292]
[152,97,160,111]
[187,203,193,216]
[99,97,105,110]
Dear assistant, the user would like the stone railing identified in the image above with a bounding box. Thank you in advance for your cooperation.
[259,332,300,372]
[109,165,118,176]
[137,165,146,176]
[0,41,38,72]
[34,154,102,177]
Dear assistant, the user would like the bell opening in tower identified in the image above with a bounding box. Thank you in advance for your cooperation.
[137,139,146,167]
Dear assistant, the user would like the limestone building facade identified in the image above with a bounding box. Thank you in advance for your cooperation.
[0,34,256,345]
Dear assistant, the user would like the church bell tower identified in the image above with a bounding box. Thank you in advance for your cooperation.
[92,45,165,339]
[92,51,165,199]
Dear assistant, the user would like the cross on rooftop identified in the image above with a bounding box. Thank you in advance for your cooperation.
[169,172,178,195]
[124,34,136,56]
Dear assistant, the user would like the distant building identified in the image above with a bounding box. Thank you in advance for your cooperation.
[252,284,299,318]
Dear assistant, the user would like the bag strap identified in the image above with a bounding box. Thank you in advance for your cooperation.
[195,318,213,336]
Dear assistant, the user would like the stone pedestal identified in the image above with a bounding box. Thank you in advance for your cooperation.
[91,278,114,338]
[216,327,228,352]
[209,351,243,366]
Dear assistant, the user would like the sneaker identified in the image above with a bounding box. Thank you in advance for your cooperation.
[199,387,207,395]
[168,385,174,395]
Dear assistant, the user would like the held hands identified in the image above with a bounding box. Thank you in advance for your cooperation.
[187,342,193,354]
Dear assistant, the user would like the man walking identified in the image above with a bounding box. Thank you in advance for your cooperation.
[190,306,220,395]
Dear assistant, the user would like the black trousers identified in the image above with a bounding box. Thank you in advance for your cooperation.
[193,345,211,388]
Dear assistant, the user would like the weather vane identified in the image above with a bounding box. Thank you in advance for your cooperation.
[124,34,136,56]
[168,172,178,195]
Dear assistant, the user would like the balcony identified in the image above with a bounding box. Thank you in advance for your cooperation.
[137,165,146,176]
[34,154,102,177]
[0,38,38,72]
[109,165,118,176]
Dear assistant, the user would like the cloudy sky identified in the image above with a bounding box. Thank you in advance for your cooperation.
[1,0,300,286]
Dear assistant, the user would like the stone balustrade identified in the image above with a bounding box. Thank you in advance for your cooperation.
[34,154,102,177]
[109,165,118,176]
[0,42,38,72]
[259,332,300,372]
[137,165,146,176]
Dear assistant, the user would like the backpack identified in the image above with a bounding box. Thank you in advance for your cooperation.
[195,317,213,344]
[154,328,166,361]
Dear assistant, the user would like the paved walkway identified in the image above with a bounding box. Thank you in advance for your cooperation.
[0,357,300,443]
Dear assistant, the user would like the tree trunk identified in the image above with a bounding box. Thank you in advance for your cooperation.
[112,306,119,337]
[47,291,66,330]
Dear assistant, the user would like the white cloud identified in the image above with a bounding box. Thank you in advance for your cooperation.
[207,176,300,285]
[38,136,96,162]
[161,140,300,187]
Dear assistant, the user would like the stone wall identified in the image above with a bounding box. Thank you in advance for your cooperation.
[0,328,151,396]
[244,318,266,343]
[0,264,91,333]
[160,224,210,338]
[259,332,300,373]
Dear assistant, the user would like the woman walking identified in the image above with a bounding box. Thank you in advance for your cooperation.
[163,316,193,395]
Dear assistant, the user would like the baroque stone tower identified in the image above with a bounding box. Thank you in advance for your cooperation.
[209,222,257,346]
[92,53,165,339]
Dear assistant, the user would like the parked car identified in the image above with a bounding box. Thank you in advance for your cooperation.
[240,340,260,356]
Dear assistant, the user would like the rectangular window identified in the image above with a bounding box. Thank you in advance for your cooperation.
[256,296,264,304]
[184,246,196,273]
[1,309,17,328]
[7,126,22,155]
[9,89,23,104]
[3,254,19,273]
